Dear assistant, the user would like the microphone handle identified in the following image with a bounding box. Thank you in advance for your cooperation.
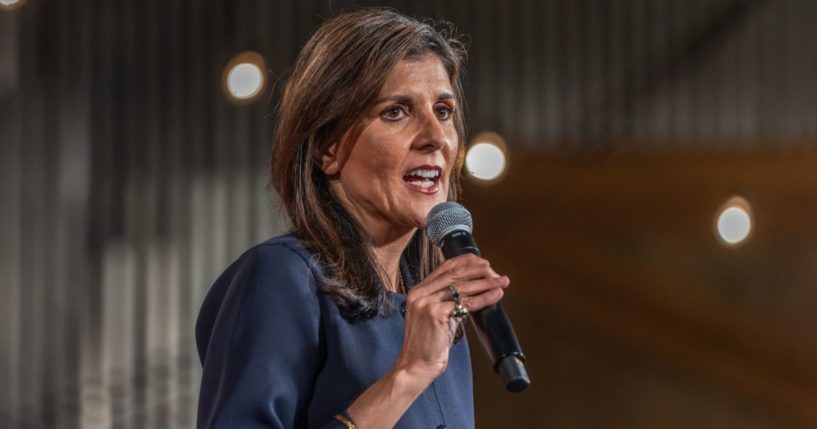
[441,231,530,392]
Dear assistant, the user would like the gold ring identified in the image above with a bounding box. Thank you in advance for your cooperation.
[450,303,469,319]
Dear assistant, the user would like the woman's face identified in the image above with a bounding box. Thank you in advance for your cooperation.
[323,53,459,239]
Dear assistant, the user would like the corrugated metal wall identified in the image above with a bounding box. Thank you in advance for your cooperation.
[1,0,816,427]
[460,0,817,146]
[2,0,291,427]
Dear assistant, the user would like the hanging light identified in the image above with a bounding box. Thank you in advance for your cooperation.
[714,196,753,247]
[465,131,509,183]
[221,51,267,106]
[0,0,27,10]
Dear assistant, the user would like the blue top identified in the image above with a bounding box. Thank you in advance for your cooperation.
[196,234,474,428]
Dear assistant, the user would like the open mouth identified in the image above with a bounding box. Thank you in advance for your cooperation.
[402,166,442,193]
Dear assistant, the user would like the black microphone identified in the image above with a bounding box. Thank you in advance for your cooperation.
[425,202,530,392]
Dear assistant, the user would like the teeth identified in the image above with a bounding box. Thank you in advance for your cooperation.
[406,168,440,178]
[407,180,435,188]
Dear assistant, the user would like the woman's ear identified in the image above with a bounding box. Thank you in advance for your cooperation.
[319,143,342,175]
[319,125,360,176]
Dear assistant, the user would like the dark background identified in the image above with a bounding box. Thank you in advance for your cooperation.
[2,0,817,427]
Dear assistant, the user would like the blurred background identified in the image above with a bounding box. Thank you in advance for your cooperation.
[2,0,817,427]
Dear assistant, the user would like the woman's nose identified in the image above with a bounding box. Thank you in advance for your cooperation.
[412,109,448,152]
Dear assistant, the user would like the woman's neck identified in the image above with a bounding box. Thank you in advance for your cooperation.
[329,185,418,292]
[368,227,416,293]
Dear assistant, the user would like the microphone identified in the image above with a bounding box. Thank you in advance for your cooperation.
[425,202,530,392]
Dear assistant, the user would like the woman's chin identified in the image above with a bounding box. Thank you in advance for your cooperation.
[413,206,438,228]
[394,211,428,231]
[392,196,448,230]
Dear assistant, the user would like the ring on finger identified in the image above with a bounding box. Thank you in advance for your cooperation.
[450,303,469,320]
[449,285,461,304]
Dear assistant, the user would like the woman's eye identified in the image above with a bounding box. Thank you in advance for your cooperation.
[382,105,407,121]
[435,105,453,121]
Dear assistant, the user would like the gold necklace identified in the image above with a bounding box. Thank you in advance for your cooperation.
[398,272,407,294]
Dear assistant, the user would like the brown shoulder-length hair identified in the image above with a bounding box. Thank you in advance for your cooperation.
[270,8,468,321]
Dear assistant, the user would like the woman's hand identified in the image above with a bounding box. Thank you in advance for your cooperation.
[347,254,509,428]
[394,253,510,383]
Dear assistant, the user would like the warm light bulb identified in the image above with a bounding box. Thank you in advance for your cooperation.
[465,143,506,181]
[221,51,267,105]
[465,132,509,183]
[226,63,263,99]
[0,0,25,9]
[715,196,753,246]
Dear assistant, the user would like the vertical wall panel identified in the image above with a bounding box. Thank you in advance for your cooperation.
[80,0,112,426]
[143,1,167,425]
[99,241,136,429]
[18,0,50,425]
[541,0,561,139]
[53,0,91,424]
[0,10,21,427]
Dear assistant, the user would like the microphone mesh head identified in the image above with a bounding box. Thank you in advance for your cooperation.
[424,202,473,246]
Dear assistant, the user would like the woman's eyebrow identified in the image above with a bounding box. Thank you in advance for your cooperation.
[375,95,413,104]
[375,92,456,104]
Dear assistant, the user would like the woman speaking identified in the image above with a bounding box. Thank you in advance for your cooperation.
[196,8,510,428]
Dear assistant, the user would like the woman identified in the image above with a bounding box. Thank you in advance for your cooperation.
[196,8,510,429]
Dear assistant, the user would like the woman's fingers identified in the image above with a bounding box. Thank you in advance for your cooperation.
[461,287,504,312]
[410,254,501,298]
[455,275,509,296]
[433,276,508,310]
[431,254,492,279]
[442,255,498,281]
[423,275,509,306]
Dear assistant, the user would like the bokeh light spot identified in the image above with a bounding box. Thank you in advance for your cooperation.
[465,132,509,183]
[715,196,753,246]
[227,63,263,99]
[466,143,506,181]
[221,51,267,105]
[0,0,26,10]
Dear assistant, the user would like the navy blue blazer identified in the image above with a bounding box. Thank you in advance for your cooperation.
[196,235,474,428]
